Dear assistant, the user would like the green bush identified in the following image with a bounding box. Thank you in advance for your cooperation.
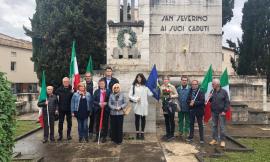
[0,72,16,162]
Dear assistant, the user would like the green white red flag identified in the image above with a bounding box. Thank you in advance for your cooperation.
[69,41,80,91]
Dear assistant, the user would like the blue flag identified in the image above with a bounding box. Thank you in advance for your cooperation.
[146,65,160,101]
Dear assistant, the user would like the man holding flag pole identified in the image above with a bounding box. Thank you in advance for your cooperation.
[37,71,59,143]
[207,70,230,148]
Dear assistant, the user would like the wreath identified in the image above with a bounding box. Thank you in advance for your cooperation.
[117,28,137,49]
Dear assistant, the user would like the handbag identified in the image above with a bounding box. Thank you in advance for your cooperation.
[123,102,132,115]
[168,99,181,113]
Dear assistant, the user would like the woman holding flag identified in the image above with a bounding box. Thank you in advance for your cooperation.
[92,79,110,143]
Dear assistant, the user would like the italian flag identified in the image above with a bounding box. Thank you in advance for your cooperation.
[38,71,47,128]
[220,68,232,121]
[69,41,80,91]
[86,56,93,74]
[200,65,213,123]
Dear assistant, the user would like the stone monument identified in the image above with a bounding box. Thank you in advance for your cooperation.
[106,0,268,132]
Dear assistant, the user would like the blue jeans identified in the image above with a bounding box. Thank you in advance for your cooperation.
[77,118,88,139]
[211,112,226,141]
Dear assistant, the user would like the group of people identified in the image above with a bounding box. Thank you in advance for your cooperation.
[38,67,152,144]
[160,76,230,147]
[38,67,230,147]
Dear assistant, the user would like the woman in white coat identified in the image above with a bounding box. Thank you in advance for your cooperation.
[129,73,153,140]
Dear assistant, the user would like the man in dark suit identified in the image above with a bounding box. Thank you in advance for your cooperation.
[102,66,119,92]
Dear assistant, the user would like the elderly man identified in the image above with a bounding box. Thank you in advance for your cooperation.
[55,77,73,141]
[83,72,98,139]
[209,79,230,147]
[38,86,58,143]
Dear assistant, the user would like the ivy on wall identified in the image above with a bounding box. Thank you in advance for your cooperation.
[0,72,16,162]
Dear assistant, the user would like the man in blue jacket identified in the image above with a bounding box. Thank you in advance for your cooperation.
[177,76,190,137]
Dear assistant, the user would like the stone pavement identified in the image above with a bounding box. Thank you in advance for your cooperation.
[14,117,199,162]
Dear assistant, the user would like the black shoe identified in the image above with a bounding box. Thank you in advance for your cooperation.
[57,136,62,141]
[136,133,140,140]
[42,139,48,143]
[161,135,168,141]
[67,136,72,140]
[166,135,175,141]
[85,137,89,143]
[79,138,83,143]
[93,137,98,142]
[186,138,193,142]
[50,138,55,142]
[89,133,93,139]
[101,138,107,143]
[140,133,145,140]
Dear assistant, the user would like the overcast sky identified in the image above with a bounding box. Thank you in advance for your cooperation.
[0,0,247,46]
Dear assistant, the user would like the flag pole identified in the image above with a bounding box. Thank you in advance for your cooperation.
[98,105,104,145]
[205,89,214,104]
[46,100,50,128]
[193,88,201,101]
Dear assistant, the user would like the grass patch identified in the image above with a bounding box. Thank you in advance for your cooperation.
[205,138,270,162]
[15,120,40,138]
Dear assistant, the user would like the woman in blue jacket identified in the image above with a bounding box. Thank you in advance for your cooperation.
[71,83,92,142]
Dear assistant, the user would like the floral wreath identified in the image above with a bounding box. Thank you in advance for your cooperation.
[117,28,137,49]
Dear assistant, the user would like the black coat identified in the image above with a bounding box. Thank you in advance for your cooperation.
[102,77,119,92]
[92,89,111,113]
[37,94,58,115]
[55,85,73,112]
[187,89,205,115]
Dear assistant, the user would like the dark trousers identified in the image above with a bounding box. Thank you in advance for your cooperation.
[164,113,175,137]
[77,118,88,139]
[58,111,72,137]
[43,113,55,140]
[95,109,109,138]
[110,115,124,144]
[135,114,146,132]
[89,113,95,134]
[189,110,204,141]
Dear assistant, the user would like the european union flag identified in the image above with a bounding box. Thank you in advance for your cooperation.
[146,65,160,101]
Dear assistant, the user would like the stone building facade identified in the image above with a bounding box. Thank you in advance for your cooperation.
[0,33,38,94]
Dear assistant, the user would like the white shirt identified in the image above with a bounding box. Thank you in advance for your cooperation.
[128,84,153,116]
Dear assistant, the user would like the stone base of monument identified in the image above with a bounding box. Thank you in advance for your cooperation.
[231,102,269,125]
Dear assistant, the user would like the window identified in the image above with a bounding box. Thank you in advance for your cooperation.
[11,51,17,57]
[11,61,16,71]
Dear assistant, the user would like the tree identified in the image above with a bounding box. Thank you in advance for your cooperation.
[24,0,106,88]
[237,0,270,91]
[0,72,16,162]
[222,0,235,26]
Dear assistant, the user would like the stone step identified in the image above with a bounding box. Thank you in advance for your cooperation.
[231,107,269,124]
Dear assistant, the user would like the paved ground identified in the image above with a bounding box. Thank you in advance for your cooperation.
[16,112,270,162]
[14,113,199,162]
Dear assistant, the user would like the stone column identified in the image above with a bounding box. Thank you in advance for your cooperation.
[107,0,120,22]
[123,0,128,22]
[131,0,135,21]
